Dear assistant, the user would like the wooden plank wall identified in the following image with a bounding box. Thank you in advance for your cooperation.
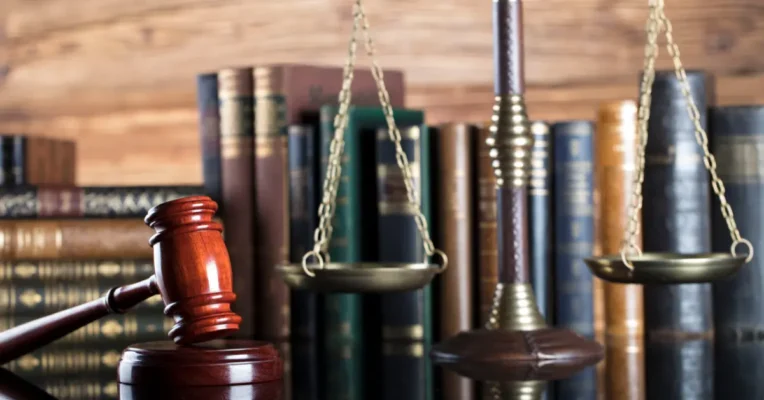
[1,0,763,185]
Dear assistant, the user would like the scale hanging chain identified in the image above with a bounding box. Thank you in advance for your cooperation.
[620,1,661,270]
[354,0,448,270]
[302,4,362,276]
[656,3,753,262]
[303,0,449,276]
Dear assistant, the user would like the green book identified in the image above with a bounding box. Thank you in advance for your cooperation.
[319,105,426,400]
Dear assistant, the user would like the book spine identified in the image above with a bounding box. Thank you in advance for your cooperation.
[0,135,10,186]
[715,339,764,398]
[320,106,364,400]
[11,135,25,186]
[605,335,646,400]
[0,185,203,218]
[0,219,156,260]
[643,71,714,339]
[0,259,155,282]
[0,281,164,316]
[528,121,553,321]
[218,67,257,338]
[0,312,172,344]
[254,66,291,340]
[595,101,645,400]
[433,122,475,400]
[15,375,118,400]
[476,124,498,327]
[375,125,431,400]
[292,340,322,400]
[710,105,764,340]
[552,121,595,337]
[196,73,223,206]
[4,339,142,379]
[288,125,321,339]
[645,339,713,399]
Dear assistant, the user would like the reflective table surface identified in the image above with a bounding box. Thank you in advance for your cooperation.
[0,335,760,399]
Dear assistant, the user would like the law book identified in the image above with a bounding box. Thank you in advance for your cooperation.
[292,340,322,400]
[0,281,164,316]
[196,72,223,206]
[604,334,646,400]
[288,125,322,340]
[0,219,174,260]
[3,339,146,380]
[475,122,498,327]
[595,100,645,400]
[551,121,595,336]
[431,122,475,400]
[253,64,405,341]
[715,339,764,399]
[642,71,714,341]
[23,375,118,400]
[0,312,172,344]
[218,67,256,338]
[552,121,596,400]
[375,125,432,400]
[10,136,76,186]
[709,105,764,340]
[644,338,713,400]
[0,259,155,281]
[0,185,203,219]
[0,135,12,185]
[528,120,554,321]
[319,105,424,400]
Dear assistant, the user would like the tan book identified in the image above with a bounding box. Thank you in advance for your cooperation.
[595,100,645,400]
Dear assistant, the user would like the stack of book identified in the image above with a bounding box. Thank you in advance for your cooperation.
[0,134,203,398]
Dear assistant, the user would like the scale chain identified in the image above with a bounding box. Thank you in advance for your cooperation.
[620,0,754,270]
[303,0,448,276]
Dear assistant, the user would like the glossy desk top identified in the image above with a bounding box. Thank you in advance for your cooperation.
[1,335,760,399]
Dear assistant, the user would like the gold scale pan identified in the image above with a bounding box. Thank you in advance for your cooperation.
[583,0,753,285]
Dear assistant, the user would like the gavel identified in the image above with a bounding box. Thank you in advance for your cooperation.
[0,196,282,389]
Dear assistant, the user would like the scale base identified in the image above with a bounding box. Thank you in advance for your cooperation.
[430,283,603,381]
[584,253,746,284]
[278,262,440,292]
[431,328,604,381]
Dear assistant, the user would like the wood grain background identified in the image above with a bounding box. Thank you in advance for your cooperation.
[1,0,763,185]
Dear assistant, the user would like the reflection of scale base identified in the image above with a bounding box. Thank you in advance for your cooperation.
[483,380,547,400]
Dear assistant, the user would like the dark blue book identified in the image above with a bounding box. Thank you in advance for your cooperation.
[529,120,554,322]
[551,121,596,400]
[715,339,764,399]
[710,105,764,340]
[196,73,222,206]
[0,135,11,186]
[375,125,432,400]
[642,71,714,339]
[288,124,322,340]
[552,121,595,336]
[645,339,713,399]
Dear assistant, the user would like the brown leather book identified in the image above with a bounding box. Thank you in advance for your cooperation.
[596,100,645,400]
[251,64,405,340]
[475,122,497,327]
[218,67,256,338]
[605,334,646,400]
[12,137,76,186]
[0,219,154,260]
[433,122,475,400]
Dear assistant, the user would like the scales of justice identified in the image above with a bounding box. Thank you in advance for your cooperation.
[0,0,753,394]
[278,0,756,385]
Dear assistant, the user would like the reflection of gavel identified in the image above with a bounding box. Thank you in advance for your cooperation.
[0,196,263,370]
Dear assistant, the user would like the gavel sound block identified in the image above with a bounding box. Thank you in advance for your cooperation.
[0,196,283,387]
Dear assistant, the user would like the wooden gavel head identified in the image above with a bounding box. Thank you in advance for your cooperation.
[144,195,242,344]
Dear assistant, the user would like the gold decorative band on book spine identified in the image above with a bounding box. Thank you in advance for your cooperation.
[488,95,533,188]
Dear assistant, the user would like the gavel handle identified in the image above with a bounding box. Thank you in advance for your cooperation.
[0,275,159,365]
